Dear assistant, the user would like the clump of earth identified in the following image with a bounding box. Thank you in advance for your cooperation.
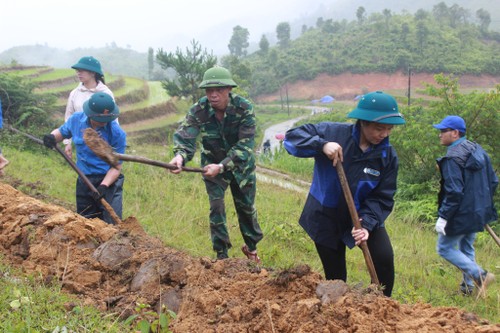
[0,182,498,332]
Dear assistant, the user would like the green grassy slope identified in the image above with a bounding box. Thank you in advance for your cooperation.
[0,142,498,323]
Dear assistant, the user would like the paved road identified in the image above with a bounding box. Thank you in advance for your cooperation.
[260,105,332,152]
[261,105,330,153]
[261,116,306,153]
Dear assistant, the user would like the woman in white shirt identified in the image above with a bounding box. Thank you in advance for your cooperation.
[64,56,115,158]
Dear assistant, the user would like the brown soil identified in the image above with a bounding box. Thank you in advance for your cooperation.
[1,182,499,332]
[255,71,500,102]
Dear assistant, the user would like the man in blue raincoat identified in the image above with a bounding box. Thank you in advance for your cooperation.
[433,115,497,296]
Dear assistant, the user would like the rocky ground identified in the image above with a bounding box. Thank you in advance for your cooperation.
[1,182,499,332]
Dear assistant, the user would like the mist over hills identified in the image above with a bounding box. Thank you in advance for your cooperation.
[0,45,149,79]
[280,1,496,36]
[0,0,498,80]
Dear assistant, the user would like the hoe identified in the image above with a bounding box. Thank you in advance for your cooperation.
[84,128,203,173]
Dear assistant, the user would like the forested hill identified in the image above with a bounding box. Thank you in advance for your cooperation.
[1,3,499,98]
[243,5,500,96]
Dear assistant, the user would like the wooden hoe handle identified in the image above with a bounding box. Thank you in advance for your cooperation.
[115,153,204,173]
[336,162,380,285]
[53,145,122,225]
[7,126,122,225]
[485,224,500,248]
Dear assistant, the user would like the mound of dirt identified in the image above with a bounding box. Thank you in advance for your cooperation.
[256,71,500,103]
[0,182,498,332]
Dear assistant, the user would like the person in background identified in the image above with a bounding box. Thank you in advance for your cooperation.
[168,66,263,263]
[0,99,9,176]
[64,56,115,158]
[432,115,497,296]
[263,139,271,154]
[43,92,126,225]
[284,91,406,297]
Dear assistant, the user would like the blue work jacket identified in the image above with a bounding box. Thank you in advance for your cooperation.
[284,122,399,249]
[59,112,126,175]
[437,139,498,235]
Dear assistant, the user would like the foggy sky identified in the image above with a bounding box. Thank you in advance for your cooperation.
[1,0,343,55]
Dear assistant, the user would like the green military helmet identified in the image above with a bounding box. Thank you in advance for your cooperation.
[198,66,238,89]
[347,91,405,125]
[83,92,119,123]
[71,56,103,76]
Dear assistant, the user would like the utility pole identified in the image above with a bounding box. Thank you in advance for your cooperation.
[279,84,284,111]
[285,83,290,117]
[407,64,411,106]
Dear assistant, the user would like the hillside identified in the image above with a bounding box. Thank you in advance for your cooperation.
[245,4,500,97]
[1,182,498,332]
[1,58,499,330]
[0,65,179,139]
[298,0,500,33]
[0,46,150,79]
[255,71,500,102]
[2,2,499,98]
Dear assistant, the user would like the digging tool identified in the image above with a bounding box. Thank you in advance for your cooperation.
[8,126,122,225]
[485,224,500,248]
[83,128,203,172]
[336,161,380,285]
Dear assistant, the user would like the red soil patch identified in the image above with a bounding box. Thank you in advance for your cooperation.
[256,71,500,102]
[1,182,499,332]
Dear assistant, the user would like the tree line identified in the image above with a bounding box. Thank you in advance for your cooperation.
[151,2,499,100]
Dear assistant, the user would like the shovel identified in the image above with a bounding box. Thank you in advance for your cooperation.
[336,161,380,285]
[8,126,122,225]
[83,128,203,172]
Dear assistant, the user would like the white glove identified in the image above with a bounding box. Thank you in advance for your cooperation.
[435,217,447,235]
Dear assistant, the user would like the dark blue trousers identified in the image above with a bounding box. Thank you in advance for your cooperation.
[76,174,124,225]
[315,227,394,297]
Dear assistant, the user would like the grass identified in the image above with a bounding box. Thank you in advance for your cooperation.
[121,113,184,133]
[47,81,79,94]
[31,68,74,82]
[121,81,170,111]
[32,69,121,87]
[258,146,315,181]
[0,257,129,332]
[389,214,500,320]
[1,67,51,77]
[121,97,187,134]
[0,102,499,326]
[147,82,170,104]
[112,77,146,97]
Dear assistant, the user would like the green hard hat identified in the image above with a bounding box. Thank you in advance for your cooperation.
[83,92,119,123]
[347,91,405,125]
[198,66,238,89]
[71,56,103,75]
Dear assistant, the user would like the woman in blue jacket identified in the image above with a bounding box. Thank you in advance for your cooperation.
[43,93,126,225]
[284,91,405,297]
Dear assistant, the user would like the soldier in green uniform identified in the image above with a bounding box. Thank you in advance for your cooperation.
[169,66,263,263]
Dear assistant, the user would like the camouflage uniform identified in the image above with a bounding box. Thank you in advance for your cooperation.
[173,93,263,256]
